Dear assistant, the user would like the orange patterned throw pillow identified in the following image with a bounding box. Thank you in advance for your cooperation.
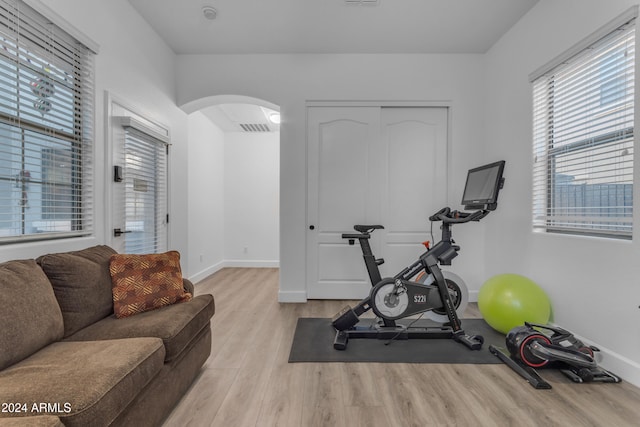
[109,251,192,318]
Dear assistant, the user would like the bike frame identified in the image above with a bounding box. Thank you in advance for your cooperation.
[343,219,464,331]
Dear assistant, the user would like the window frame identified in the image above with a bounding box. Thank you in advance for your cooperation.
[0,0,95,244]
[531,8,637,240]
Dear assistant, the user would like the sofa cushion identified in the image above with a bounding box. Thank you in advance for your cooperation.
[65,294,214,362]
[36,245,117,337]
[109,251,192,318]
[0,260,64,371]
[0,338,164,427]
[0,416,65,427]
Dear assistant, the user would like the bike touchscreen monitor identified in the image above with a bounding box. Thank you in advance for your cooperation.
[461,160,505,210]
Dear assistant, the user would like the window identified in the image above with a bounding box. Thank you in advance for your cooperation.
[124,131,167,254]
[0,0,94,242]
[117,117,169,254]
[532,13,635,239]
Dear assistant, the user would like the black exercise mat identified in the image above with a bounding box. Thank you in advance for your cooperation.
[288,317,504,364]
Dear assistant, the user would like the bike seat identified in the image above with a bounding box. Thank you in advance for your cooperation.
[354,224,384,233]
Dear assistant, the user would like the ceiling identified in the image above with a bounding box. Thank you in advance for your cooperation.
[128,0,539,131]
[128,0,539,55]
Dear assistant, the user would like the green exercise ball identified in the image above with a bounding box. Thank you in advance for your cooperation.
[478,274,551,334]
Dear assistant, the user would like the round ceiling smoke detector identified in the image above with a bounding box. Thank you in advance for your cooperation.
[202,6,217,20]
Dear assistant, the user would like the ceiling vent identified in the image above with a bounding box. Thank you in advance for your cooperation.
[239,123,271,132]
[210,103,279,132]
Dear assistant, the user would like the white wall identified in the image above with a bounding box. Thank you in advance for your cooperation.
[0,0,191,266]
[8,2,278,281]
[484,0,640,385]
[224,132,280,267]
[177,54,492,302]
[187,112,226,281]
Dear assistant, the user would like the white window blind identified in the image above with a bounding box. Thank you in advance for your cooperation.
[532,17,635,239]
[121,123,168,254]
[0,0,94,242]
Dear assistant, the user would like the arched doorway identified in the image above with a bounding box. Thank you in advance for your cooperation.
[182,95,281,281]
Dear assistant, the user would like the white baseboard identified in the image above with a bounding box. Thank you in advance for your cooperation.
[599,348,640,387]
[188,261,225,283]
[569,331,640,388]
[278,290,307,303]
[468,290,478,302]
[188,260,279,284]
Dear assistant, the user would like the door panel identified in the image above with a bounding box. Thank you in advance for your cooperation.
[307,107,380,299]
[379,107,448,278]
[317,119,369,232]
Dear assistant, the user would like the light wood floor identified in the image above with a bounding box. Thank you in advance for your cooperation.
[163,268,640,427]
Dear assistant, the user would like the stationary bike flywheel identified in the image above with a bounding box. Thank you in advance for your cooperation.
[416,271,469,323]
[371,281,409,319]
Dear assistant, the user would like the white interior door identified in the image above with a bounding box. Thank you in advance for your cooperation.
[307,105,448,299]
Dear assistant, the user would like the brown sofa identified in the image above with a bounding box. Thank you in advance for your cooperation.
[0,246,214,427]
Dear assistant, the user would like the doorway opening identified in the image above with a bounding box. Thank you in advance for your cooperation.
[183,95,281,281]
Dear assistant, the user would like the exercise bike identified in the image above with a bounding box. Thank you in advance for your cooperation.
[489,323,621,389]
[332,160,506,351]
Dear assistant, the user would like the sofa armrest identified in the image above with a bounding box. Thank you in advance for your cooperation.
[183,278,195,295]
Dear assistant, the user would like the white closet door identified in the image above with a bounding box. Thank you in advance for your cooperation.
[306,106,448,299]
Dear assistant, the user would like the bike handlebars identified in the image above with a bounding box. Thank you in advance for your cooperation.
[429,207,489,224]
[428,207,451,221]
